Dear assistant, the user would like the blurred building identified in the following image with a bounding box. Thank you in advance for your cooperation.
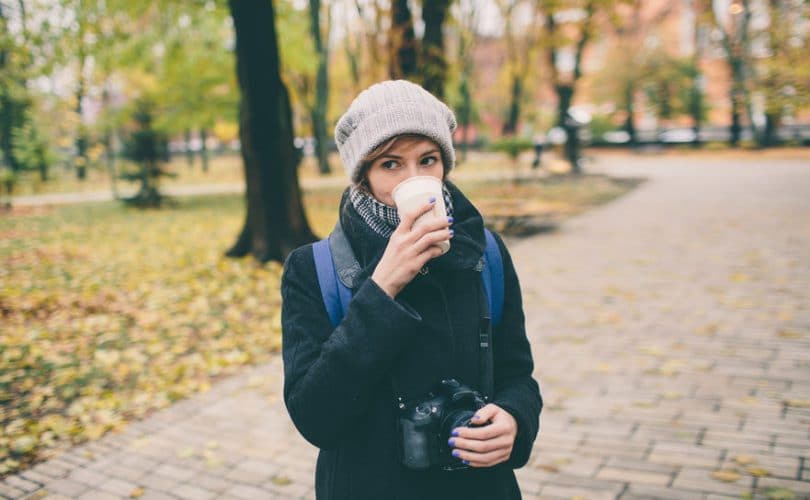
[460,0,807,140]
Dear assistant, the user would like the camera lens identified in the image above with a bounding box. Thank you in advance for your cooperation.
[415,403,432,416]
[441,409,476,442]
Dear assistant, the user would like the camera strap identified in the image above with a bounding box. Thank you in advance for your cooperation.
[314,221,503,402]
[478,282,494,402]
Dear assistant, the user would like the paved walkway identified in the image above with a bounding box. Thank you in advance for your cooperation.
[3,155,809,499]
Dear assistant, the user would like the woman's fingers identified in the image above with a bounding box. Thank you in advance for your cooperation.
[414,228,452,254]
[449,425,513,467]
[472,404,500,424]
[371,197,451,297]
[447,404,518,468]
[452,405,511,441]
[449,434,512,454]
[451,447,511,468]
[397,198,439,233]
[453,421,504,441]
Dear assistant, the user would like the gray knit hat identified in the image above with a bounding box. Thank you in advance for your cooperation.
[334,80,457,182]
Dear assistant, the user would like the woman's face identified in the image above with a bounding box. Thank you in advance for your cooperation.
[364,136,444,207]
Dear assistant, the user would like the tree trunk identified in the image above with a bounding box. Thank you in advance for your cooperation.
[728,55,744,146]
[200,127,209,172]
[101,83,118,198]
[75,7,88,180]
[690,12,704,149]
[309,0,331,174]
[0,4,14,172]
[502,75,522,136]
[743,88,762,148]
[344,25,361,92]
[356,0,385,83]
[763,112,779,147]
[311,104,329,174]
[738,0,761,147]
[729,65,743,147]
[690,81,703,148]
[184,129,195,167]
[104,130,118,199]
[546,4,592,175]
[556,85,581,175]
[0,3,25,173]
[729,102,742,146]
[623,81,637,147]
[389,0,418,80]
[226,0,316,263]
[421,0,451,99]
[458,76,472,164]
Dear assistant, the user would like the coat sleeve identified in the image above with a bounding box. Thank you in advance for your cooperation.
[281,245,423,449]
[488,232,543,469]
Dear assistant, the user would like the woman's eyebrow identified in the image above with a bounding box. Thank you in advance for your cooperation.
[377,148,439,161]
[377,153,403,160]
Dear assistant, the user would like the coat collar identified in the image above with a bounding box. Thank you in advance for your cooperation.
[338,180,486,282]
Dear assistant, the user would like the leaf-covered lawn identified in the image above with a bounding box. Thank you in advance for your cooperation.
[0,174,637,476]
[0,194,341,475]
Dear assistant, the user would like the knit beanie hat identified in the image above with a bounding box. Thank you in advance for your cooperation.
[334,80,457,182]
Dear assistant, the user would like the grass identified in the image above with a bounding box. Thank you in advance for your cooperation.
[0,195,287,474]
[0,170,638,476]
[9,145,808,199]
[10,152,365,197]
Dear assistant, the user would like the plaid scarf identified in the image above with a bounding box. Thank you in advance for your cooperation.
[350,183,455,239]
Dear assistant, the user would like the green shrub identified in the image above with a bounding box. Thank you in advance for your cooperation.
[491,137,534,161]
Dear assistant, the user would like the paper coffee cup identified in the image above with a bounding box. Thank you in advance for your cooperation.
[392,176,451,255]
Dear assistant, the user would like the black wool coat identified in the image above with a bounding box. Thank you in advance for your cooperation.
[281,182,542,500]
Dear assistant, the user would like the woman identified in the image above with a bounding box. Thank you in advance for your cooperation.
[281,80,542,500]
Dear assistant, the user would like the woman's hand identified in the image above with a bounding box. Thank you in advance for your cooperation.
[448,404,518,468]
[371,198,452,298]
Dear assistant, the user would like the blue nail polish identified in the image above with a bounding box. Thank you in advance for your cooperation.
[448,438,455,447]
[472,415,481,420]
[452,450,461,458]
[448,217,454,223]
[449,229,454,237]
[451,429,460,437]
[463,460,470,465]
[428,196,437,203]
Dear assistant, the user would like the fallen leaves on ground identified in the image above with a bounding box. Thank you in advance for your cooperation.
[0,174,638,477]
[711,469,742,482]
[761,488,796,500]
[0,195,297,476]
[733,455,757,465]
[271,475,292,486]
[777,329,804,339]
[745,467,771,477]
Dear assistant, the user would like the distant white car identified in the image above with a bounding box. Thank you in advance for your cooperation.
[658,129,697,143]
[547,127,568,145]
[602,131,631,144]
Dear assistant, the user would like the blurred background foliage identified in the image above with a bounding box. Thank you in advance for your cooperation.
[0,0,806,198]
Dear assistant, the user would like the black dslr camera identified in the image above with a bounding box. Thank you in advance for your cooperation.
[398,379,487,471]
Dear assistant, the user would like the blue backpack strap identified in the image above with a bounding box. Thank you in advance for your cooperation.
[312,239,351,328]
[482,229,505,327]
[317,224,502,329]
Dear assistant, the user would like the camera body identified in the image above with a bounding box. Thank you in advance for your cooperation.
[398,379,487,471]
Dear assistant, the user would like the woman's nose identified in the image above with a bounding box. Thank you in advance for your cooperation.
[403,163,420,178]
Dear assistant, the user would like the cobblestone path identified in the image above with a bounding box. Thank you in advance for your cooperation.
[3,155,808,499]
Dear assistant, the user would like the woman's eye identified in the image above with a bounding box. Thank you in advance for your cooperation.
[421,156,438,166]
[381,160,399,170]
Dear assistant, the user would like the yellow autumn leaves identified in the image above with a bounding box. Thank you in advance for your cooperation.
[0,175,636,478]
[0,196,285,476]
